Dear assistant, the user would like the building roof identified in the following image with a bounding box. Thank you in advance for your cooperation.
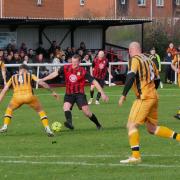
[0,17,151,26]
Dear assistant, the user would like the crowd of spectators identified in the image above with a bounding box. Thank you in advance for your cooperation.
[0,39,179,86]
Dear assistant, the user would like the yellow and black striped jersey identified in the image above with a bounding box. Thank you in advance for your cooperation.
[7,73,38,96]
[128,54,159,99]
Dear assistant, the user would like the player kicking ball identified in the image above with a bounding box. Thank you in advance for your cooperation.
[119,42,180,164]
[41,54,109,130]
[0,64,59,137]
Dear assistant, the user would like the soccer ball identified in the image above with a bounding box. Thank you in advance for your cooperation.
[51,122,62,132]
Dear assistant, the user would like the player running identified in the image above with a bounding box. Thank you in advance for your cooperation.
[119,42,180,164]
[0,64,59,137]
[88,51,112,105]
[41,54,109,130]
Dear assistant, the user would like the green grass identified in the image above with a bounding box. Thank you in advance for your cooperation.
[0,85,180,180]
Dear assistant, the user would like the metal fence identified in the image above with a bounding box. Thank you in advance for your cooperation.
[5,61,176,89]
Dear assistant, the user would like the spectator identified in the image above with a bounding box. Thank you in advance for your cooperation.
[71,47,77,55]
[82,54,91,73]
[3,50,8,62]
[52,53,61,71]
[48,40,58,55]
[20,43,27,54]
[78,41,86,53]
[6,44,12,54]
[150,48,161,72]
[23,55,34,73]
[36,43,46,56]
[78,49,84,60]
[87,50,93,62]
[150,47,163,88]
[61,54,66,63]
[165,52,173,83]
[28,49,36,63]
[19,50,25,62]
[167,43,177,59]
[23,55,29,64]
[65,47,73,59]
[36,54,49,78]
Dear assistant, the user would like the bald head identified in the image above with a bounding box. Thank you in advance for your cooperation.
[129,42,142,57]
[98,51,105,59]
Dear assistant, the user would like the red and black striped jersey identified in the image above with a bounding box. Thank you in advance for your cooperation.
[92,58,109,80]
[59,65,94,95]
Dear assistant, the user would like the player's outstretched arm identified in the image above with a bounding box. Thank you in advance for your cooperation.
[37,80,60,100]
[42,70,59,81]
[1,69,6,85]
[92,79,109,102]
[0,85,9,103]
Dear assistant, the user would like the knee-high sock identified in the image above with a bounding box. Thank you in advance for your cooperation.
[3,107,13,126]
[89,113,101,127]
[96,92,101,101]
[90,90,94,98]
[129,129,140,158]
[65,111,72,124]
[155,126,180,141]
[155,126,175,138]
[39,111,49,127]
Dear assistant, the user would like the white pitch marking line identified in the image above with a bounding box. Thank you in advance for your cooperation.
[0,154,180,158]
[0,160,179,168]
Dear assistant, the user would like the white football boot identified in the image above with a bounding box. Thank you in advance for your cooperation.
[120,156,141,164]
[95,100,100,105]
[45,126,54,137]
[88,98,93,105]
[0,125,7,133]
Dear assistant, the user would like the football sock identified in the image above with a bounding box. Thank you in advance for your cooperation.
[39,111,49,127]
[154,126,176,139]
[65,111,72,124]
[129,129,140,159]
[3,107,13,126]
[96,92,101,101]
[90,90,94,98]
[89,113,101,127]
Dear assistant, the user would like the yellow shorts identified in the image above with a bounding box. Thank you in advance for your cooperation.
[128,98,158,125]
[8,95,42,111]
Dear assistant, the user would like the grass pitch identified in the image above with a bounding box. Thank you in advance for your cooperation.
[0,85,180,180]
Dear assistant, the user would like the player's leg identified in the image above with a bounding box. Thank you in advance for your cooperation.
[88,84,95,105]
[120,99,151,164]
[174,75,180,119]
[0,98,21,133]
[146,100,180,141]
[28,96,54,137]
[63,94,74,130]
[146,121,180,141]
[81,105,102,129]
[95,79,104,105]
[77,94,102,129]
[145,100,180,141]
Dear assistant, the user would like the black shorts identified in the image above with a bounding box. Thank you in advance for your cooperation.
[94,78,105,88]
[64,93,88,110]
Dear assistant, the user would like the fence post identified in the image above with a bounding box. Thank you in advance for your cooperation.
[36,66,40,89]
